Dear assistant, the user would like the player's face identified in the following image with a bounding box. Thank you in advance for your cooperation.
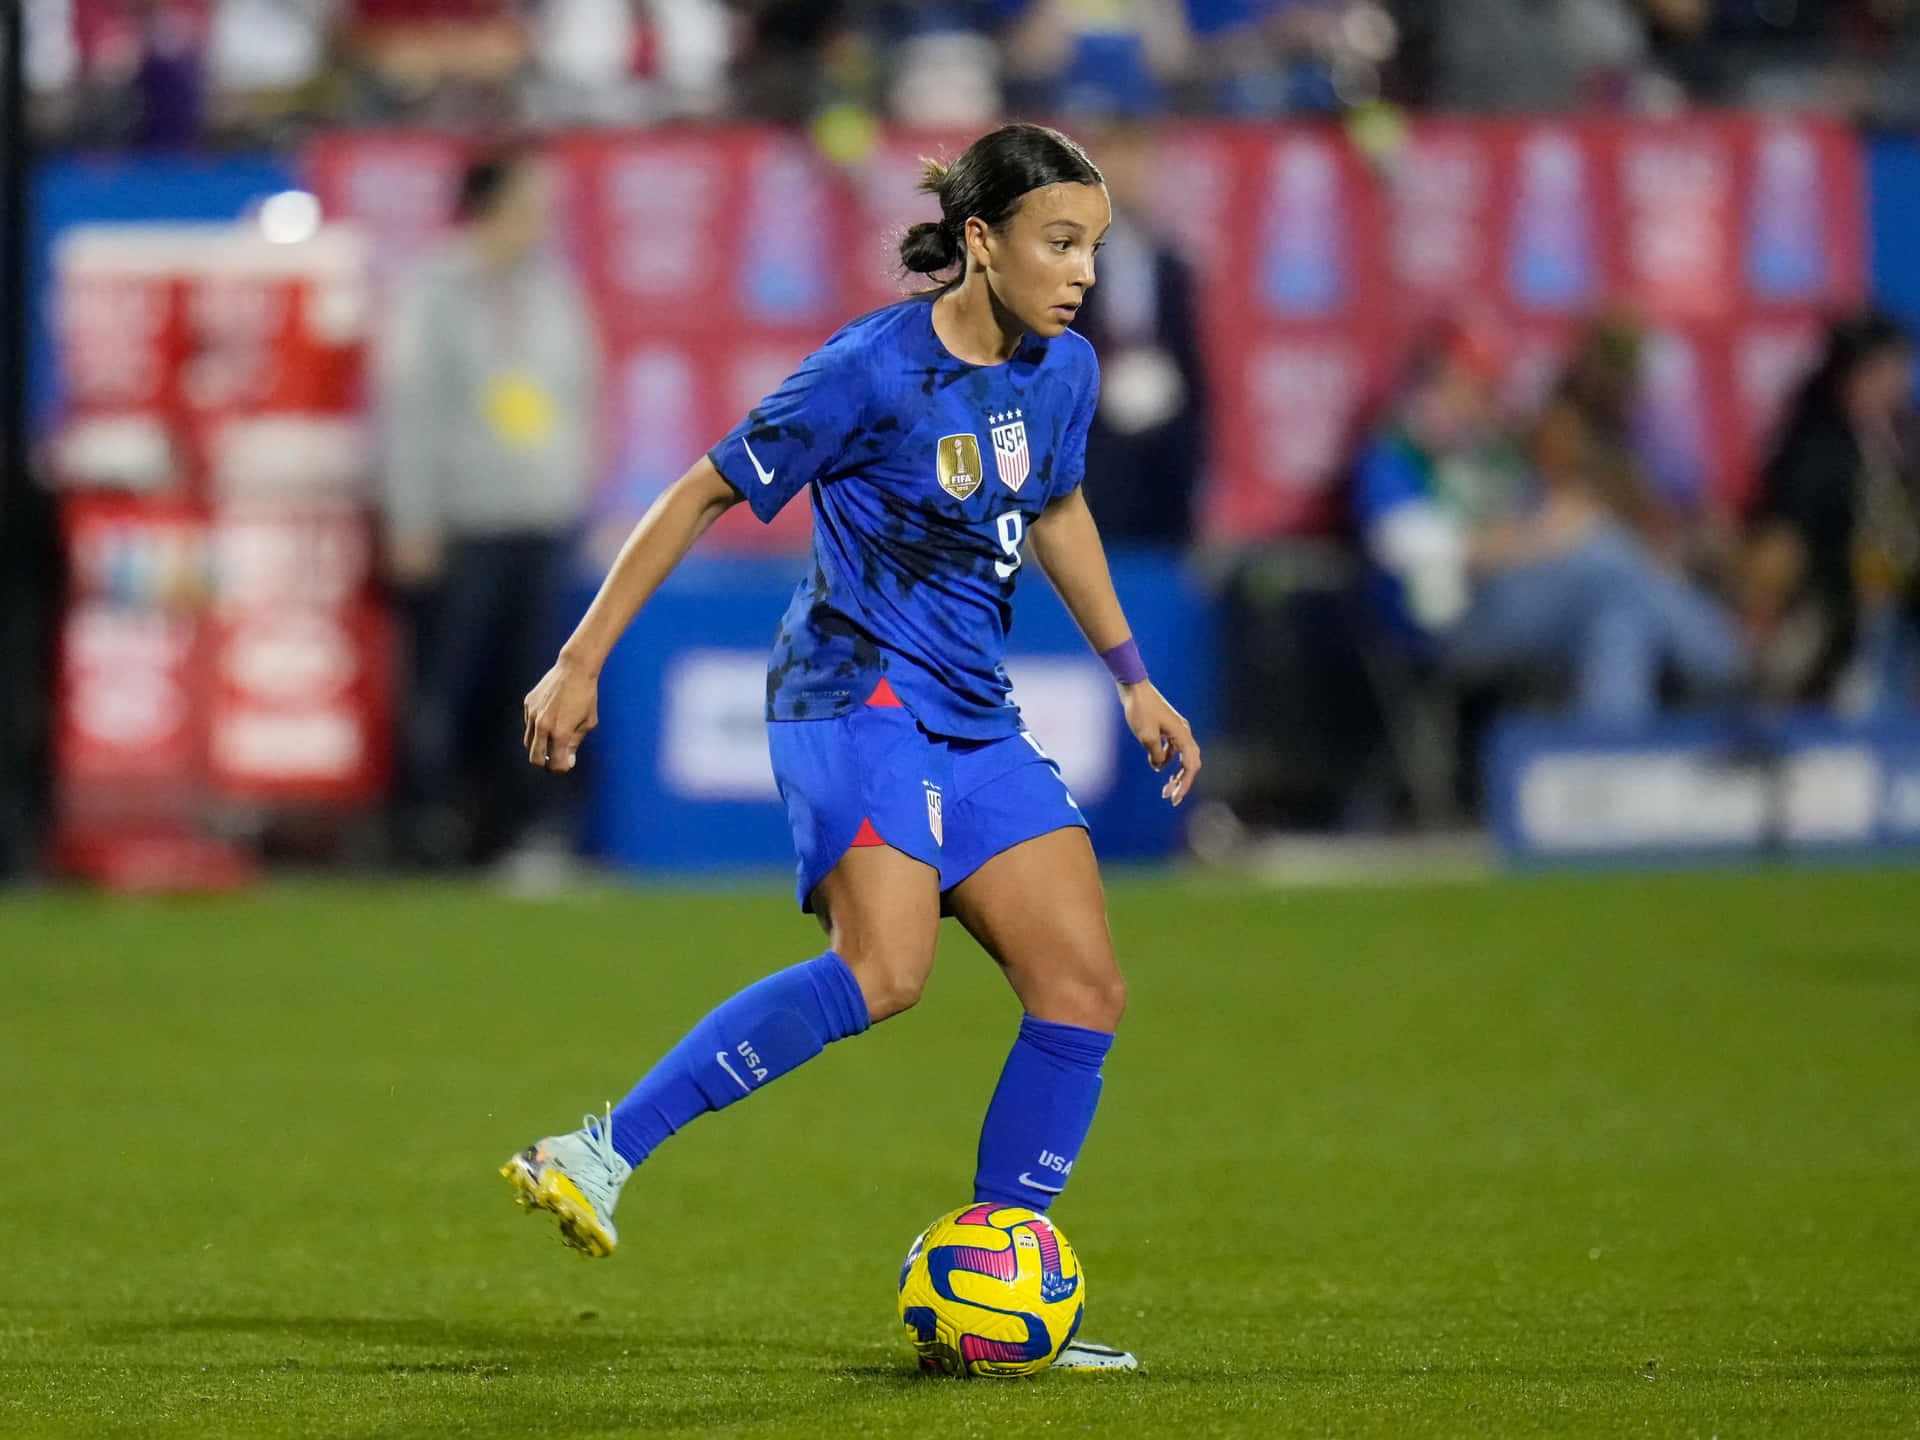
[976,182,1111,339]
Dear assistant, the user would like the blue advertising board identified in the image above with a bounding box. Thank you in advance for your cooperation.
[583,551,1214,877]
[1487,712,1920,866]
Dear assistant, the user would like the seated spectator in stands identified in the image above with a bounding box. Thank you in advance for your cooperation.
[1072,121,1206,545]
[1538,312,1712,552]
[377,146,600,878]
[1746,312,1920,711]
[1354,318,1745,726]
[1535,315,1670,540]
[1541,314,1757,602]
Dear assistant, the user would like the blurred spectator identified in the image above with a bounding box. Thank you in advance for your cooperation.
[645,0,738,116]
[1746,312,1920,711]
[134,0,212,142]
[874,2,1012,127]
[1537,314,1756,612]
[526,0,641,121]
[527,0,732,122]
[38,0,214,144]
[376,146,600,874]
[344,0,527,125]
[1003,0,1196,115]
[1190,0,1395,116]
[1073,121,1206,545]
[1688,1,1920,118]
[1403,0,1706,113]
[730,0,852,123]
[1354,318,1745,726]
[207,0,338,133]
[25,0,82,100]
[1534,313,1697,555]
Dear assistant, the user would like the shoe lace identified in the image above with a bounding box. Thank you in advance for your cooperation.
[579,1106,620,1176]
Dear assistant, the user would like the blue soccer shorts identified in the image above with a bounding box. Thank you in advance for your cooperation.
[767,682,1087,912]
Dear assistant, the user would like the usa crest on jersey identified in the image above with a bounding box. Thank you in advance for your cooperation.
[989,411,1029,493]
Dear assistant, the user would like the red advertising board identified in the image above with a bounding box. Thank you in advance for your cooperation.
[56,601,203,808]
[306,114,1866,543]
[205,603,393,804]
[51,224,390,860]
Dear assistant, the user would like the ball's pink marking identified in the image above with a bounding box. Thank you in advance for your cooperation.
[1029,1223,1063,1276]
[954,1204,996,1227]
[947,1244,1017,1281]
[962,1335,1034,1364]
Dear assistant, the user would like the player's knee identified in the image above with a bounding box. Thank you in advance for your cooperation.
[1082,968,1127,1032]
[837,941,936,1023]
[1031,951,1126,1032]
[855,963,931,1023]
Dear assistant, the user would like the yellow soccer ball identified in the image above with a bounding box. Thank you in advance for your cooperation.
[896,1203,1084,1378]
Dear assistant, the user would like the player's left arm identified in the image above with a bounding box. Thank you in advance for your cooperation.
[1029,487,1201,806]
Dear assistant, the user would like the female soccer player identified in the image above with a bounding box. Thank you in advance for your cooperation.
[504,123,1200,1364]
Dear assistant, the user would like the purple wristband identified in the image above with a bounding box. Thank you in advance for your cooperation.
[1100,637,1149,685]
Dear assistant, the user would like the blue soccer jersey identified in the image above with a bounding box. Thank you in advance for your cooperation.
[708,296,1100,740]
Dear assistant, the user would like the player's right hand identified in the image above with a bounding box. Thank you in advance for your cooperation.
[522,657,599,772]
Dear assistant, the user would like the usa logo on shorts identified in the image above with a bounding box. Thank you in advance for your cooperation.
[989,411,1029,493]
[924,782,944,847]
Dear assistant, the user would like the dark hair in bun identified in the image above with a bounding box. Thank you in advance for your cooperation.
[898,123,1103,289]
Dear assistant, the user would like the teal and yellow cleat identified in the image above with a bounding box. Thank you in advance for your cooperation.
[500,1109,632,1259]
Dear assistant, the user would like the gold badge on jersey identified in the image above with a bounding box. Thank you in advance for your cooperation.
[936,433,984,500]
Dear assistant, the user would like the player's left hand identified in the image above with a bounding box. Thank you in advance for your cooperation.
[1120,681,1201,806]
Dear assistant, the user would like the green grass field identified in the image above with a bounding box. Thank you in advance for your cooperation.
[3,868,1917,1438]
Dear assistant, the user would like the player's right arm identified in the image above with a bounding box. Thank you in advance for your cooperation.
[526,323,874,772]
[522,456,741,772]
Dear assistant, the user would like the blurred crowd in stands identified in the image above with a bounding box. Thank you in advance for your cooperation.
[1354,308,1919,724]
[1342,305,1919,822]
[23,0,1920,147]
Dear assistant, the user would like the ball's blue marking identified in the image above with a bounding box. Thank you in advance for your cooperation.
[1040,1269,1080,1305]
[902,1305,940,1344]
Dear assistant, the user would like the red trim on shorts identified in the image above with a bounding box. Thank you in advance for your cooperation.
[865,677,904,708]
[849,817,886,847]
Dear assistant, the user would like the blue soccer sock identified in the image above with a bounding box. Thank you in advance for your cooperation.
[973,1015,1115,1212]
[607,951,869,1167]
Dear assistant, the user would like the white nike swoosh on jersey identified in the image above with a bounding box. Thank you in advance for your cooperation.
[743,438,776,486]
[1018,1172,1067,1193]
[715,1050,751,1092]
